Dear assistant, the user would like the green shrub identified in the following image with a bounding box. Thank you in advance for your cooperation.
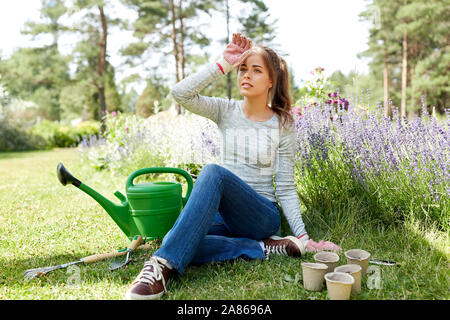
[78,112,218,176]
[31,120,101,148]
[76,120,101,137]
[0,120,46,151]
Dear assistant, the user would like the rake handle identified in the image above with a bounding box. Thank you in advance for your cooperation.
[82,242,151,264]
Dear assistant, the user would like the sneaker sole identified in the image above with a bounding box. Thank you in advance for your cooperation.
[269,235,305,256]
[125,290,164,300]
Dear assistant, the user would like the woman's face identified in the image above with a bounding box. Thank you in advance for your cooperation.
[237,53,273,99]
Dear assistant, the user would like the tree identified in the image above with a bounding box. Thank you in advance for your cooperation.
[22,0,69,49]
[69,0,122,130]
[0,0,71,121]
[120,0,214,114]
[237,0,277,45]
[396,0,450,115]
[398,0,409,118]
[0,46,70,121]
[360,0,402,118]
[360,0,449,116]
[135,74,169,117]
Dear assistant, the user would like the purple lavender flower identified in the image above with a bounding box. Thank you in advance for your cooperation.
[293,95,448,228]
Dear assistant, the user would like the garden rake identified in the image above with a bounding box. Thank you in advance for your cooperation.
[24,240,151,280]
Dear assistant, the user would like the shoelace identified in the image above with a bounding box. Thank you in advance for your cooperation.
[265,243,288,256]
[137,257,167,290]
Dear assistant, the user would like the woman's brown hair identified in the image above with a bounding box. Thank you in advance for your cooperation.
[238,45,295,131]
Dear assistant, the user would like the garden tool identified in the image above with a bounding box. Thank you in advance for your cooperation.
[369,258,397,266]
[57,163,193,241]
[109,235,143,271]
[23,242,152,280]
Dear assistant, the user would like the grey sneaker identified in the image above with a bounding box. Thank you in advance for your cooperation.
[262,236,305,257]
[125,256,173,300]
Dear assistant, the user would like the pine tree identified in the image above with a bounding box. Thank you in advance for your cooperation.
[69,0,122,130]
[361,0,449,116]
[0,0,71,121]
[120,0,214,115]
[396,0,449,114]
[360,0,402,118]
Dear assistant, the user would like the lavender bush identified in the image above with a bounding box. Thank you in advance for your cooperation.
[78,111,220,178]
[78,100,448,231]
[293,99,449,231]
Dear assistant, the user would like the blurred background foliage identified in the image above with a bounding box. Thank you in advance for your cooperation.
[0,0,448,151]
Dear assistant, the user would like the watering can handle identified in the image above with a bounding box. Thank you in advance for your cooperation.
[126,167,194,206]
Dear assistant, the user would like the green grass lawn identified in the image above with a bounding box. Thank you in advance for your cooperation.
[0,148,448,299]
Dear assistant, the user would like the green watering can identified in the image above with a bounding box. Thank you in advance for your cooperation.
[57,163,193,241]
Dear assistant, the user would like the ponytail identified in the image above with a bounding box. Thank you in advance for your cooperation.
[247,46,294,131]
[270,56,294,131]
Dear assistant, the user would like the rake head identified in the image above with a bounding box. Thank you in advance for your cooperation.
[23,266,59,280]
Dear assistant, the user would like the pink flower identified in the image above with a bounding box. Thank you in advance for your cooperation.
[292,106,302,116]
[111,111,117,117]
[314,67,324,74]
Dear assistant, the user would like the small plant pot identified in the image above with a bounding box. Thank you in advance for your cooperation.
[325,272,355,300]
[345,249,371,277]
[314,251,339,274]
[301,262,328,291]
[334,264,362,294]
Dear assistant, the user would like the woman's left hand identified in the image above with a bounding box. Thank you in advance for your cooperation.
[305,239,342,252]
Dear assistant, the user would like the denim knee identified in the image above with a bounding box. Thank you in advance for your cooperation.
[200,163,224,179]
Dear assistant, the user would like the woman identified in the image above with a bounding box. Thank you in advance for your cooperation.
[125,33,340,300]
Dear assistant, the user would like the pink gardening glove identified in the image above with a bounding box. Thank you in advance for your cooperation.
[305,239,342,253]
[223,33,253,67]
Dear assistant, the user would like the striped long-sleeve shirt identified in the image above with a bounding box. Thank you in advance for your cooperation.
[170,62,307,237]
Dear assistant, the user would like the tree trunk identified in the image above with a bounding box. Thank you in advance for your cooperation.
[409,64,416,117]
[170,0,181,115]
[178,0,185,80]
[178,0,185,115]
[98,5,108,133]
[226,0,231,99]
[400,29,408,118]
[383,46,390,118]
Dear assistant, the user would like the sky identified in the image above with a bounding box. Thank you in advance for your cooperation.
[0,0,373,91]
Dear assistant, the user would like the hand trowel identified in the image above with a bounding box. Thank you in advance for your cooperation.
[110,235,143,271]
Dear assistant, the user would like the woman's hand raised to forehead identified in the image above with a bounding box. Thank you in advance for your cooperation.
[223,33,253,67]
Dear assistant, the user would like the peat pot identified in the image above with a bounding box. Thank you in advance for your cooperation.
[301,262,328,291]
[334,264,362,294]
[314,251,340,274]
[345,249,371,277]
[325,272,355,300]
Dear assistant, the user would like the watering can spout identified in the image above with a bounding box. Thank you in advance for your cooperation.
[57,163,132,238]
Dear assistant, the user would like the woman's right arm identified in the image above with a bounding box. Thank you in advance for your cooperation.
[170,60,233,124]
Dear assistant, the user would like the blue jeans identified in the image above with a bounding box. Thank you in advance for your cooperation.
[154,163,281,275]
